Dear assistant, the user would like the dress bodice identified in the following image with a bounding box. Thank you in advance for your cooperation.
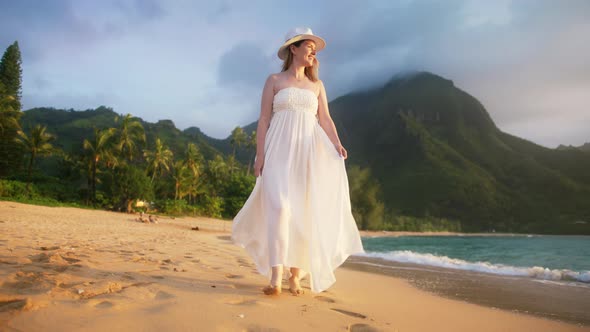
[272,87,318,115]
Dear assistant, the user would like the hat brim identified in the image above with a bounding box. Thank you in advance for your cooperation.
[277,34,326,60]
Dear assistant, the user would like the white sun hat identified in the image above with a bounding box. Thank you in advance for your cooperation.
[277,27,326,60]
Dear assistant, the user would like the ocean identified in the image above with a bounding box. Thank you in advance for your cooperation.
[358,235,590,284]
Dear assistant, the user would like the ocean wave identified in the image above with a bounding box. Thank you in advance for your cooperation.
[359,250,590,283]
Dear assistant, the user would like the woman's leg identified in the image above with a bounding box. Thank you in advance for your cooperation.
[264,265,283,295]
[271,265,283,287]
[289,267,304,295]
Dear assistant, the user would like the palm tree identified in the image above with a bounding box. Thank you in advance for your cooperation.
[15,125,55,189]
[226,155,239,175]
[83,128,116,203]
[230,126,247,158]
[247,130,256,175]
[115,114,146,162]
[183,171,203,206]
[207,154,229,196]
[183,143,203,178]
[144,138,173,183]
[182,143,204,203]
[172,160,187,201]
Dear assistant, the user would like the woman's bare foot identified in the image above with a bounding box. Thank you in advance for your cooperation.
[262,284,281,296]
[264,265,283,296]
[288,276,304,296]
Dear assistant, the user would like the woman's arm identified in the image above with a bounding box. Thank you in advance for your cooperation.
[254,75,276,176]
[317,80,348,159]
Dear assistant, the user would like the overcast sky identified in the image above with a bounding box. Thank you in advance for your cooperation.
[1,0,588,148]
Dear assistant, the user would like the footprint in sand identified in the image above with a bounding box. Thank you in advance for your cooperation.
[95,301,114,309]
[62,256,81,264]
[122,273,136,280]
[151,275,165,280]
[0,299,30,312]
[348,323,380,332]
[155,291,175,300]
[5,271,57,294]
[236,258,253,267]
[224,273,244,279]
[314,296,336,303]
[29,252,66,264]
[119,251,133,257]
[331,308,367,319]
[53,265,69,273]
[38,245,61,251]
[225,298,257,306]
[245,325,280,332]
[78,281,123,299]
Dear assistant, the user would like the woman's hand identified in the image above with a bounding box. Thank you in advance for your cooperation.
[335,144,348,159]
[254,155,265,177]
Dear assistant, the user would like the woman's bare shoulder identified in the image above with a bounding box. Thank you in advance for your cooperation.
[264,73,283,89]
[266,72,285,83]
[315,80,326,95]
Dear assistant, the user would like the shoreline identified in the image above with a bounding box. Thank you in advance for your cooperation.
[1,201,588,331]
[344,256,590,326]
[360,230,590,238]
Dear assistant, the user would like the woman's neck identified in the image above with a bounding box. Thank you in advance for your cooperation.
[287,64,306,81]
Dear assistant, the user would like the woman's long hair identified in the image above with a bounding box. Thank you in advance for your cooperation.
[281,40,319,82]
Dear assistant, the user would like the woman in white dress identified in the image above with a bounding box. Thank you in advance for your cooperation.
[232,27,364,296]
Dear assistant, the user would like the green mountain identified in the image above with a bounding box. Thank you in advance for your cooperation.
[21,106,222,161]
[557,143,590,153]
[328,72,590,233]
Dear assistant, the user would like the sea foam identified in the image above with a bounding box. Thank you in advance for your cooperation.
[359,250,590,283]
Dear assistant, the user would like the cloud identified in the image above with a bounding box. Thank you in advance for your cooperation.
[2,0,589,146]
[217,42,275,88]
[309,0,590,147]
[0,0,166,63]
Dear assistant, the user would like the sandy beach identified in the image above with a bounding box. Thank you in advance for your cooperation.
[1,201,588,331]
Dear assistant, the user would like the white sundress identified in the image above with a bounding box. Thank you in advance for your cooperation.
[232,86,364,293]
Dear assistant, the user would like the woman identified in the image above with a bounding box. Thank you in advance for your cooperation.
[232,27,364,296]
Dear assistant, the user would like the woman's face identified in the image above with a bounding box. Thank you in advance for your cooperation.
[291,40,317,67]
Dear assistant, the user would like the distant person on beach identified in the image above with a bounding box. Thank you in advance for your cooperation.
[136,212,150,223]
[232,27,364,296]
[149,215,158,224]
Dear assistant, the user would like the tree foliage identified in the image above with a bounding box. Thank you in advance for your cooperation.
[0,41,22,110]
[348,165,386,230]
[230,126,247,158]
[83,128,116,203]
[144,138,173,183]
[15,125,55,188]
[0,42,24,177]
[115,113,146,162]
